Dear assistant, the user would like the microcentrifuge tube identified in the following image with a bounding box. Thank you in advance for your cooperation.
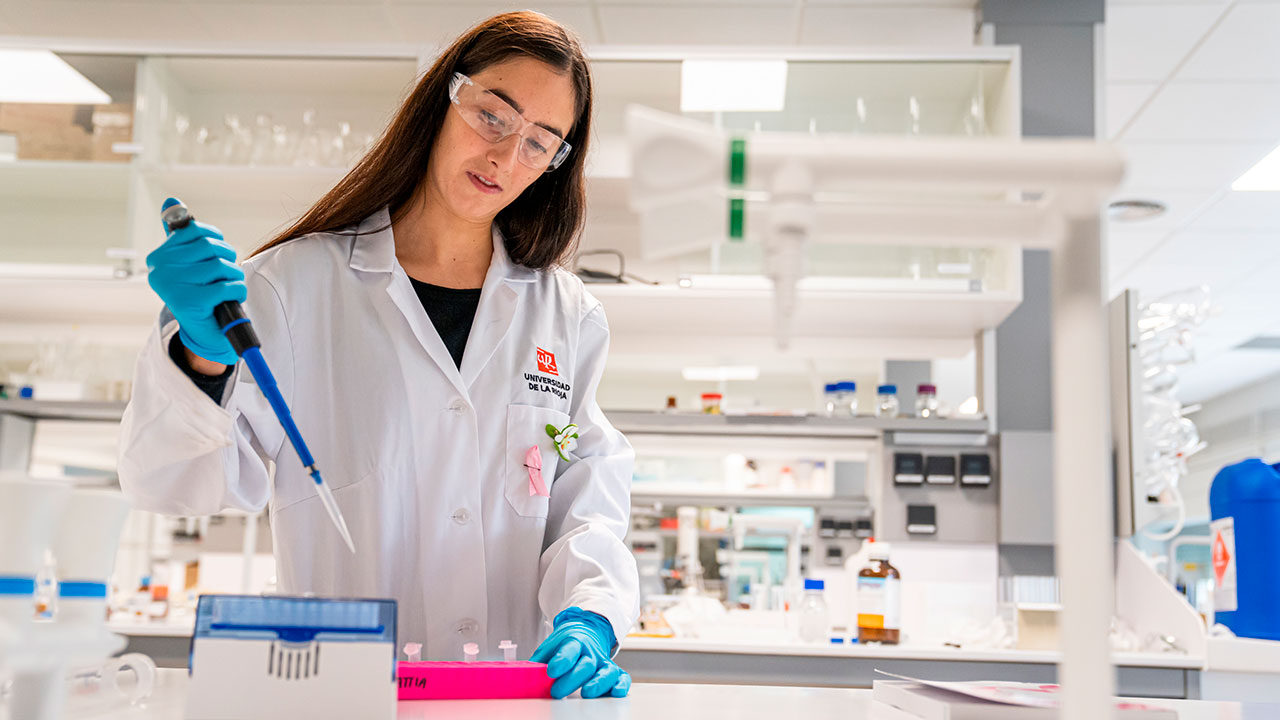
[403,642,422,662]
[498,640,517,662]
[463,643,479,662]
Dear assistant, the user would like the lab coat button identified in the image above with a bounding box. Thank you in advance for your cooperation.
[448,399,467,414]
[456,619,479,636]
[451,508,471,525]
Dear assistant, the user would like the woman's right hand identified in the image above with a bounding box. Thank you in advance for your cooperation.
[146,198,246,368]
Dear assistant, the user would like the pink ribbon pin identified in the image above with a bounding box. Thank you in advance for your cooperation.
[525,445,549,497]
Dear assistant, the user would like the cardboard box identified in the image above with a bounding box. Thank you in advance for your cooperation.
[0,102,133,161]
[18,125,92,161]
[0,103,80,132]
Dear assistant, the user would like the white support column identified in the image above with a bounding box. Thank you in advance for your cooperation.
[1051,214,1114,718]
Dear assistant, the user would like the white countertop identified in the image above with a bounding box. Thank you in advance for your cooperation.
[108,619,193,638]
[60,669,1276,720]
[620,636,1203,669]
[106,621,1200,670]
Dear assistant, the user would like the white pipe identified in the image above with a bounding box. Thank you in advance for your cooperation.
[1052,215,1114,719]
[241,512,259,594]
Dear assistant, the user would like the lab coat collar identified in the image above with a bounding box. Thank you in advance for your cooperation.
[348,206,539,285]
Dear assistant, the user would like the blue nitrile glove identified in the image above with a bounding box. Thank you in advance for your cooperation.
[146,198,246,366]
[530,607,630,699]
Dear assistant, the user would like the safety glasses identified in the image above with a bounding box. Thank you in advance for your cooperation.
[448,72,572,172]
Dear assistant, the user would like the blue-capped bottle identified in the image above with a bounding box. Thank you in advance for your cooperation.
[876,385,900,418]
[835,381,858,417]
[798,578,830,643]
[823,383,840,417]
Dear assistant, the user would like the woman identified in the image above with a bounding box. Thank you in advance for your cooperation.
[119,11,637,699]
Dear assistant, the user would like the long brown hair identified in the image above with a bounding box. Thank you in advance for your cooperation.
[251,11,592,270]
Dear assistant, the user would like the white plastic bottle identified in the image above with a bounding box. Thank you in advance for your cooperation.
[798,578,830,643]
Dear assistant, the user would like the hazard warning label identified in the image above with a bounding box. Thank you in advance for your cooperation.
[1211,516,1237,613]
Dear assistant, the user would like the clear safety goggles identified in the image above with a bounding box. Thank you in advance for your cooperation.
[448,72,572,172]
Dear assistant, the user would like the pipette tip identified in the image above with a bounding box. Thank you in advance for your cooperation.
[312,471,356,553]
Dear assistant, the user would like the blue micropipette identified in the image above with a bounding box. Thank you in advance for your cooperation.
[160,198,355,554]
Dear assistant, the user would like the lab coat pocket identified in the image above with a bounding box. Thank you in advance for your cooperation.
[505,404,568,519]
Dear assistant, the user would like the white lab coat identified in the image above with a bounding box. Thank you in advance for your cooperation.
[118,207,639,660]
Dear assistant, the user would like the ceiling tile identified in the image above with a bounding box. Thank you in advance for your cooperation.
[1150,231,1280,270]
[799,7,976,46]
[592,0,791,5]
[187,4,399,45]
[1105,82,1157,139]
[806,0,977,5]
[1178,351,1280,405]
[0,1,205,40]
[1108,0,1228,4]
[596,5,797,45]
[1112,260,1243,303]
[1179,3,1280,81]
[1107,230,1168,282]
[195,0,384,4]
[1187,191,1280,232]
[387,4,599,47]
[1114,142,1276,191]
[1104,4,1225,82]
[1120,82,1280,143]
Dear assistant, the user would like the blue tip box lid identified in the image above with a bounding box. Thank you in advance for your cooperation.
[193,594,397,645]
[804,578,824,591]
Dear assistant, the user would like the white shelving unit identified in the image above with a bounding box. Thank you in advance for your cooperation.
[0,48,1021,369]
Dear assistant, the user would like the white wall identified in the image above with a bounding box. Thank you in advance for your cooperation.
[1183,369,1280,522]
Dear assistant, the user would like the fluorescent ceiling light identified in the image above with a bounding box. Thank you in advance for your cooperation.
[0,50,111,104]
[682,365,760,382]
[680,60,787,113]
[1233,144,1280,191]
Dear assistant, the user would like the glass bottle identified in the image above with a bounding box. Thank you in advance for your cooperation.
[876,385,900,417]
[798,579,830,643]
[857,542,901,645]
[915,384,939,419]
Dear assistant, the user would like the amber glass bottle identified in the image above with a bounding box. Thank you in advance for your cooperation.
[856,541,901,644]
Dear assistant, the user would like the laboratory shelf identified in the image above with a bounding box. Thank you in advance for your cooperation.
[140,164,347,210]
[608,410,990,437]
[588,281,1021,359]
[0,271,160,333]
[631,488,868,510]
[0,398,128,421]
[0,160,131,200]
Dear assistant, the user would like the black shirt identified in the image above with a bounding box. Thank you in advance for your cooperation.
[173,279,482,403]
[407,278,482,370]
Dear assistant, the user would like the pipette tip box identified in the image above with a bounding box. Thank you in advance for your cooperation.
[397,661,553,700]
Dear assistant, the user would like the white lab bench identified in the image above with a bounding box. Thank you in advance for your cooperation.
[107,620,1204,699]
[60,668,1278,720]
[616,637,1203,700]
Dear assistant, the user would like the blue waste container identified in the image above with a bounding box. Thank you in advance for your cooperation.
[1209,458,1280,640]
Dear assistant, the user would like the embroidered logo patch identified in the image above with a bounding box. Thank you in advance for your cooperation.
[537,347,558,376]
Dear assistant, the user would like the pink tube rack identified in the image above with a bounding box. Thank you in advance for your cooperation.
[397,661,554,700]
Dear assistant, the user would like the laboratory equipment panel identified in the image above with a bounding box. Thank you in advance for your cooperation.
[878,431,998,544]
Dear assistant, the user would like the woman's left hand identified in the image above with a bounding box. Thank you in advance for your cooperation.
[530,607,631,699]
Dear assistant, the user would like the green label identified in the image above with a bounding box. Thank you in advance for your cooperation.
[729,138,746,187]
[728,197,744,240]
